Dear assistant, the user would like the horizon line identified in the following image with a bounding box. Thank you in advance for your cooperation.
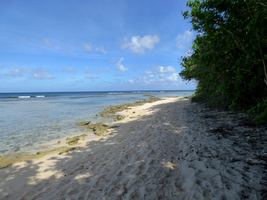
[0,89,195,94]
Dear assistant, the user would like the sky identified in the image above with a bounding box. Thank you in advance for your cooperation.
[0,0,196,92]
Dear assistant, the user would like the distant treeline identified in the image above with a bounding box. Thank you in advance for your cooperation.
[180,0,267,124]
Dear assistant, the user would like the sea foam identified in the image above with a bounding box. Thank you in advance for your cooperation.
[18,96,31,99]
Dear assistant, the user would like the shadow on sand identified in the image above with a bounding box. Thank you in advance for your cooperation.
[1,99,266,199]
[0,100,188,200]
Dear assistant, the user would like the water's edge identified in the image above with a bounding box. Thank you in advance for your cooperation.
[0,95,183,169]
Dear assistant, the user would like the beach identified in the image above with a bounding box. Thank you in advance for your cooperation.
[0,97,266,200]
[0,91,193,155]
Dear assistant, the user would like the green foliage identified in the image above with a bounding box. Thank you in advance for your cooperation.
[180,0,267,123]
[248,100,267,124]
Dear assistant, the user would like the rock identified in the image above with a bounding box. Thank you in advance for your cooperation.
[113,115,125,121]
[58,147,77,155]
[87,123,109,136]
[66,134,87,145]
[99,96,161,119]
[78,121,91,126]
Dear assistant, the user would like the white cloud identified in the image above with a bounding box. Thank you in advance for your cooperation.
[122,35,160,54]
[128,65,181,86]
[128,79,134,84]
[5,67,54,80]
[94,47,106,54]
[116,58,128,72]
[83,43,106,54]
[7,67,29,77]
[167,73,179,81]
[176,30,194,49]
[32,69,54,80]
[145,70,155,78]
[158,66,176,73]
[83,43,93,52]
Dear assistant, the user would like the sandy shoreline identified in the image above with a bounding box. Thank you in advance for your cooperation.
[0,96,164,169]
[0,97,266,199]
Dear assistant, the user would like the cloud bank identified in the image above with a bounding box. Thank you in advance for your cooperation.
[3,67,54,80]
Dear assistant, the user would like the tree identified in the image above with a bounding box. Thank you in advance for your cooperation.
[180,0,267,123]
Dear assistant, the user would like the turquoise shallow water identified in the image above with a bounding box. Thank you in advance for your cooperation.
[0,90,194,154]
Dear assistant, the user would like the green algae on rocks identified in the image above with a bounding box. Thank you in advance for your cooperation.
[113,114,125,122]
[100,96,161,118]
[87,123,109,136]
[77,121,91,126]
[78,96,161,136]
[66,134,87,145]
[79,121,109,136]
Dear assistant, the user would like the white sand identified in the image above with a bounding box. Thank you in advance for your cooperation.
[0,97,265,200]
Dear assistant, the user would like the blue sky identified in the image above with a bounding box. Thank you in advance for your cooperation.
[0,0,196,92]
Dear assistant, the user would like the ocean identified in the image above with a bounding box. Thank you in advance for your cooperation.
[0,90,194,154]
